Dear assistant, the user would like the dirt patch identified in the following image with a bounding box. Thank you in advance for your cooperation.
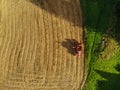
[99,38,120,60]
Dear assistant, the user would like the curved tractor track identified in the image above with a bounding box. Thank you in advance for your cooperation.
[0,0,85,90]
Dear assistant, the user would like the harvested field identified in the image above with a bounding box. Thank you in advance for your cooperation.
[0,0,85,90]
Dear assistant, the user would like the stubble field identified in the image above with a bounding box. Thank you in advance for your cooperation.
[0,0,85,90]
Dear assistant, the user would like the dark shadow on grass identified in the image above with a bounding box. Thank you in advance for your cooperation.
[115,63,120,72]
[112,16,120,43]
[80,0,120,43]
[29,0,82,27]
[95,64,120,90]
[115,1,120,17]
[62,39,77,56]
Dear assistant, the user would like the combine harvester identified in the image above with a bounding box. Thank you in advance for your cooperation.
[73,41,82,58]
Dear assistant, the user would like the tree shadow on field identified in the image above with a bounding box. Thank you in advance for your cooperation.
[29,0,82,27]
[95,64,120,90]
[62,39,77,56]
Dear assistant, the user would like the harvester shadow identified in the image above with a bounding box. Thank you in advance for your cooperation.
[62,39,77,56]
[30,0,82,27]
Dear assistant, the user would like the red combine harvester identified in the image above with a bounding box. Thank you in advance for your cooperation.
[73,41,82,58]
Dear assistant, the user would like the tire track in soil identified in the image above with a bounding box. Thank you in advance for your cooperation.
[0,0,85,90]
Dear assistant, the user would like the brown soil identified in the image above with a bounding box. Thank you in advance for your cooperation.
[0,0,85,90]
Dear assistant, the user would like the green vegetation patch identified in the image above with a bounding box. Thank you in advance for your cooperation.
[80,0,120,90]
